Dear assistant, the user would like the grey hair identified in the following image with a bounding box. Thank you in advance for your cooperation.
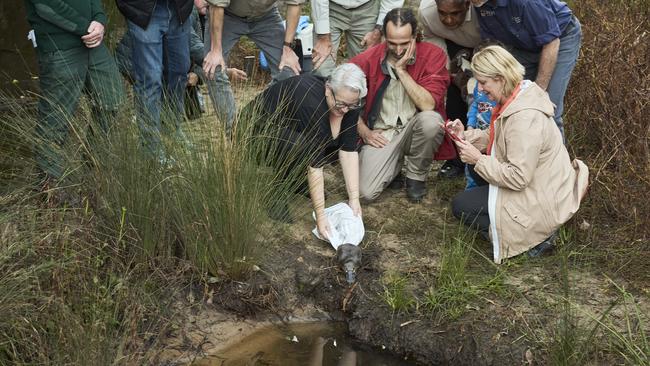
[328,63,368,99]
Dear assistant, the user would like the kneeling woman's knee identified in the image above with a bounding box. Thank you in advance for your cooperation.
[451,192,469,220]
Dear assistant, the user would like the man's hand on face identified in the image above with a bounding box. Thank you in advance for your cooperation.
[393,38,416,71]
[82,21,105,48]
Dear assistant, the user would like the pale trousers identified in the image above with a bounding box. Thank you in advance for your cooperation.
[312,0,379,77]
[359,111,445,201]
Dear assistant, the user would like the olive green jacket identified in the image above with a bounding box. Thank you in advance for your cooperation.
[465,81,589,263]
[24,0,107,52]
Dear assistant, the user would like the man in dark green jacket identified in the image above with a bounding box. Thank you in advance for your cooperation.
[25,0,124,180]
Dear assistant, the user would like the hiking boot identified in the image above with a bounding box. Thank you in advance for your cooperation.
[405,177,426,202]
[387,173,405,190]
[438,160,464,178]
[528,232,558,257]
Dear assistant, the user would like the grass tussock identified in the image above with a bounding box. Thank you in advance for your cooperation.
[379,271,417,314]
[0,77,312,363]
[421,225,506,322]
[0,205,187,365]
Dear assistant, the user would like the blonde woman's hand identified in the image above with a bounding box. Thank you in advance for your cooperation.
[455,139,482,165]
[445,119,465,139]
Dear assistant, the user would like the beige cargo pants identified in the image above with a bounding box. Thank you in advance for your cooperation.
[359,111,445,201]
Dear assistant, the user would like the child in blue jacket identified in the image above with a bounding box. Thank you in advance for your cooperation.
[465,79,497,190]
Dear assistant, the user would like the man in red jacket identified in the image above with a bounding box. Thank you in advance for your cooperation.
[351,7,454,202]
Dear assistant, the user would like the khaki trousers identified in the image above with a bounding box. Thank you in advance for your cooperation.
[359,111,445,201]
[312,0,380,77]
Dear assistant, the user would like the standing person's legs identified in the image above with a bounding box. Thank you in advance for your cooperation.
[452,184,490,235]
[203,12,245,129]
[162,0,191,139]
[345,0,379,58]
[86,45,125,136]
[35,47,87,179]
[249,7,294,81]
[311,2,347,78]
[129,2,167,156]
[547,17,582,139]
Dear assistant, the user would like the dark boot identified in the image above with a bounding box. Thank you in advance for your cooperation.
[405,177,426,202]
[528,232,558,257]
[387,173,405,190]
[438,159,464,178]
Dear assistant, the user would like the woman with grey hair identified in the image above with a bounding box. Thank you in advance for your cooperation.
[250,63,366,236]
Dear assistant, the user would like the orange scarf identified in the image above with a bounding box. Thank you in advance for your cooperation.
[486,83,522,155]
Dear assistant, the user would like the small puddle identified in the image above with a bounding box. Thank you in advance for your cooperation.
[193,322,418,366]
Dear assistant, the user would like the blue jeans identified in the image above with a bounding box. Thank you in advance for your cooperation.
[203,6,294,130]
[128,0,191,154]
[511,16,582,139]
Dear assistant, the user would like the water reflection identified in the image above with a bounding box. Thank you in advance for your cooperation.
[193,322,417,366]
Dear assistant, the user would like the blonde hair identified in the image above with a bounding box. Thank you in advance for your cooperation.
[471,45,525,98]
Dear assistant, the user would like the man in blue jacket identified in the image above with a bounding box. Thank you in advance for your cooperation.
[25,0,125,181]
[116,0,194,160]
[471,0,581,139]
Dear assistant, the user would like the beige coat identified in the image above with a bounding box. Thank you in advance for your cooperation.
[465,81,589,263]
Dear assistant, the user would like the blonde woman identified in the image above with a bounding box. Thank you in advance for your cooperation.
[446,45,588,263]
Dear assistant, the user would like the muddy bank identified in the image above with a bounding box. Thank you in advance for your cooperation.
[158,166,648,365]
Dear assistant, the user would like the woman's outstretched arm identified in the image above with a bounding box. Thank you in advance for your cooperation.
[339,150,361,217]
[308,166,330,239]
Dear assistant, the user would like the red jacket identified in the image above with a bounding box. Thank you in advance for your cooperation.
[350,42,457,160]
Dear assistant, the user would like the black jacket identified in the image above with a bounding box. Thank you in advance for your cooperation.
[116,0,193,29]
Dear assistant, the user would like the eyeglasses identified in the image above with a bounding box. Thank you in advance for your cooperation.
[331,90,364,110]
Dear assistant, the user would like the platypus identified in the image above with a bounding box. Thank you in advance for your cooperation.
[336,244,362,284]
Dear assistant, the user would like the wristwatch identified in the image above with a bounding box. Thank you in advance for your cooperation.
[283,40,296,48]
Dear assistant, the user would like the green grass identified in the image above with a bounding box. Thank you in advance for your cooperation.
[380,271,417,314]
[0,203,184,365]
[0,84,313,363]
[421,223,508,321]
